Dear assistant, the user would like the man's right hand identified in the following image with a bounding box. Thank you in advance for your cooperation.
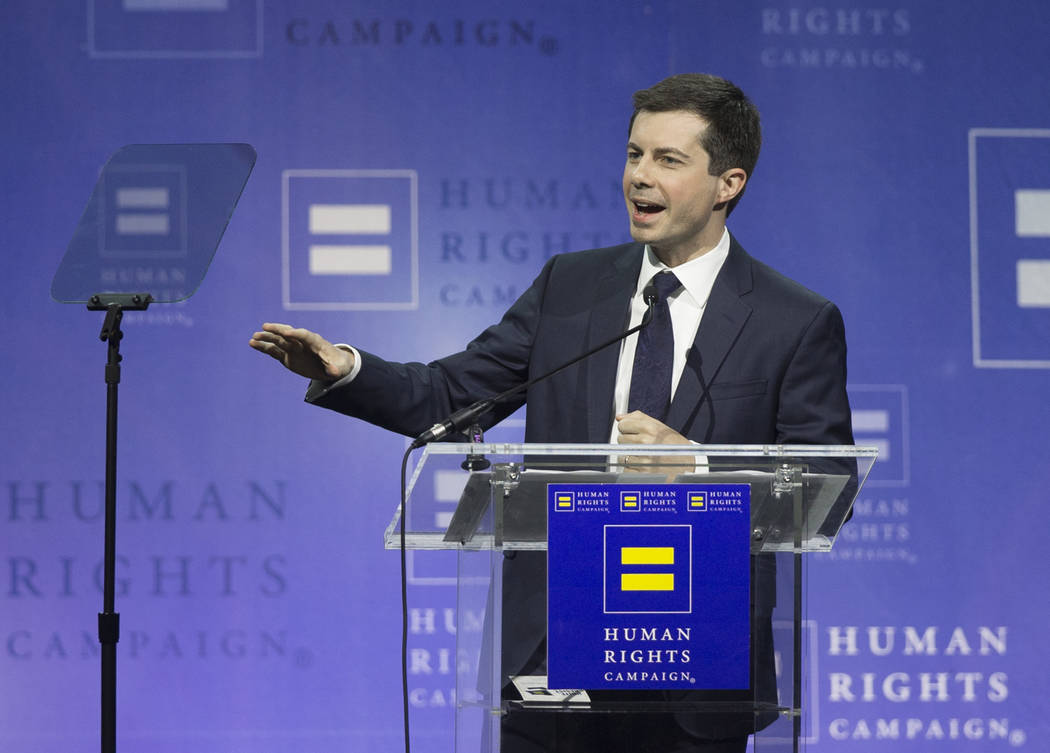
[249,322,355,382]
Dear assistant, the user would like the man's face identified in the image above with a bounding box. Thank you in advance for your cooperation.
[622,109,730,263]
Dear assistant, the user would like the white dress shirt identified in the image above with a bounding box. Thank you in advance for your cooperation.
[609,228,731,443]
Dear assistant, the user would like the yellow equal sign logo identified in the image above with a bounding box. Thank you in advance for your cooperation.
[555,492,574,511]
[620,491,640,511]
[688,492,707,511]
[619,547,675,591]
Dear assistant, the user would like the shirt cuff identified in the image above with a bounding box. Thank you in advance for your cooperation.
[333,343,362,383]
[305,344,361,402]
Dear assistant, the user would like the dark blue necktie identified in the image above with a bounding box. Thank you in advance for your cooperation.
[627,271,682,421]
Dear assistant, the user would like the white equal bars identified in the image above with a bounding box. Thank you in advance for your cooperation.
[115,186,170,235]
[1017,260,1050,307]
[308,203,392,276]
[309,204,391,235]
[123,0,229,10]
[1015,190,1050,307]
[851,409,889,433]
[1015,190,1050,237]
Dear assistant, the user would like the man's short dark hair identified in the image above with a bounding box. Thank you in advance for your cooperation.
[630,73,762,214]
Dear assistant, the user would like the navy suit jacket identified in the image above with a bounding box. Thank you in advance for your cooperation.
[310,235,852,449]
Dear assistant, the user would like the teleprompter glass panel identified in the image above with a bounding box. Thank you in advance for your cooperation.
[52,143,256,303]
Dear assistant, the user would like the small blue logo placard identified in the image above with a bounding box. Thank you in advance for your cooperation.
[547,483,750,690]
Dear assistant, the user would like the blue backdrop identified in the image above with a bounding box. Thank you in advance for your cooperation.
[3,1,1049,751]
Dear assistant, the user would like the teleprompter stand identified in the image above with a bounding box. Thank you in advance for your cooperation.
[89,292,152,752]
[52,144,256,752]
[388,443,877,753]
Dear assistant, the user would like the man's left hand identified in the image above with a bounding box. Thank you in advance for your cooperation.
[615,410,688,445]
[615,411,694,476]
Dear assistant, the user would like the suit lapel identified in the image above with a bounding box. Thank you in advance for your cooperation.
[665,239,754,437]
[584,245,643,442]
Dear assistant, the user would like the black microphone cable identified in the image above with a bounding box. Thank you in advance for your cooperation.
[399,445,413,753]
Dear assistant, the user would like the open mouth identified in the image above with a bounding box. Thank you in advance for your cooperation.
[631,199,665,220]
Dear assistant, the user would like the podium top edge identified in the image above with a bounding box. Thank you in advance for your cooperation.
[418,443,877,458]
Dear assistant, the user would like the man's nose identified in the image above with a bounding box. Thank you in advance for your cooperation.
[629,158,653,186]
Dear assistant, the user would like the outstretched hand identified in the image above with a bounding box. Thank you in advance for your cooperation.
[249,322,355,382]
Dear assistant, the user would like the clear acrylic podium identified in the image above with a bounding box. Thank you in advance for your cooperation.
[386,443,877,752]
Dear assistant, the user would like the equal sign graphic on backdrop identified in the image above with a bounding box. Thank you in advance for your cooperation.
[1015,190,1050,307]
[308,204,393,276]
[122,0,229,9]
[115,187,170,236]
[431,469,468,530]
[89,0,260,59]
[852,408,891,463]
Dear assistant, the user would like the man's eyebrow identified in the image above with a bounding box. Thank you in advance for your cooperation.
[653,146,692,159]
[625,141,692,159]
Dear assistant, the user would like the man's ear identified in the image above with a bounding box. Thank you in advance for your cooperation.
[717,167,748,205]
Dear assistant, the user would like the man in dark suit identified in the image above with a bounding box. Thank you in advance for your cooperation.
[251,73,853,752]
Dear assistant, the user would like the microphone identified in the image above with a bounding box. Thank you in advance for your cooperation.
[410,281,662,449]
[642,278,659,308]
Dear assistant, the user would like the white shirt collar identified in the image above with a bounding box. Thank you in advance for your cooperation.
[637,227,731,308]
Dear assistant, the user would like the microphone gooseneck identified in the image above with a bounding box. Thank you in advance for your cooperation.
[410,283,662,448]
